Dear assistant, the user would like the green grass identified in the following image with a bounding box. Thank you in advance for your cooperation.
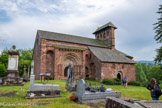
[0,80,161,108]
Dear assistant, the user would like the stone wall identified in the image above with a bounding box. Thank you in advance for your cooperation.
[34,38,89,80]
[101,63,135,82]
[33,34,41,80]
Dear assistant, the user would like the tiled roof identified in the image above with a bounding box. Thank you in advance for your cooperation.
[37,30,108,48]
[89,46,135,64]
[93,22,117,34]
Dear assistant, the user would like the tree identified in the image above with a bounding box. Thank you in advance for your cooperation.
[135,63,147,82]
[18,48,33,77]
[0,49,8,68]
[154,46,162,64]
[0,62,6,77]
[147,66,162,84]
[154,5,162,64]
[0,48,33,77]
[141,63,150,80]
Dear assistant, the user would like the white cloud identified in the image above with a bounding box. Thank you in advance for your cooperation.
[0,0,161,61]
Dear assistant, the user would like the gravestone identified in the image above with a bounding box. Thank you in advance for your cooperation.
[26,60,61,99]
[1,45,24,86]
[65,65,76,92]
[76,79,121,103]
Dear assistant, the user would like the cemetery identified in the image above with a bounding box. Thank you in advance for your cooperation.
[0,55,161,107]
[0,46,161,107]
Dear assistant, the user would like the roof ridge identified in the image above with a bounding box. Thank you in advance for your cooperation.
[37,30,108,48]
[37,30,97,40]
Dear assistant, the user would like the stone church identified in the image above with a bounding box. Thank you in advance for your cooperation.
[33,22,136,81]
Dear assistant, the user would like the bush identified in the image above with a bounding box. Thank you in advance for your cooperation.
[102,79,115,85]
[113,78,121,82]
[102,78,121,85]
[128,81,141,86]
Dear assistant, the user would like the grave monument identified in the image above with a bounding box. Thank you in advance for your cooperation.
[65,64,77,92]
[1,45,24,86]
[76,79,121,103]
[26,60,61,99]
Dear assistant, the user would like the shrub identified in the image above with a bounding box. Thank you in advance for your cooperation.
[128,81,141,86]
[102,79,114,85]
[102,78,122,85]
[113,78,121,82]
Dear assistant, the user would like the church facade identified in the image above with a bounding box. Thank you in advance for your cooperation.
[33,22,136,81]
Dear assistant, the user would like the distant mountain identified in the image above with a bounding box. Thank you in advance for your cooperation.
[136,60,155,64]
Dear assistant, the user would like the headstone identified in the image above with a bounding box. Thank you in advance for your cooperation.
[26,60,61,99]
[1,45,24,86]
[76,79,121,104]
[65,64,77,92]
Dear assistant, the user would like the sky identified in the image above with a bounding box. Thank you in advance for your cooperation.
[0,0,161,61]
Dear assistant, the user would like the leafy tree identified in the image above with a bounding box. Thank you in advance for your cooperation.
[135,63,147,82]
[154,5,162,64]
[0,48,33,77]
[18,48,33,77]
[147,66,162,84]
[0,62,6,77]
[0,49,8,68]
[154,46,162,64]
[140,63,151,80]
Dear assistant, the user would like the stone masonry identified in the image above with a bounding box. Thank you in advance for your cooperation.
[33,22,136,82]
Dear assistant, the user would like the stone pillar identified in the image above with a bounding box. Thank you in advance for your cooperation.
[30,60,35,86]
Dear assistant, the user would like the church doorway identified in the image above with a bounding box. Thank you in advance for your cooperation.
[64,66,69,77]
[46,51,54,79]
[117,73,121,80]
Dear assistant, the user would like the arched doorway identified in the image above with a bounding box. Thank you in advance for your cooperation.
[62,53,81,78]
[46,51,54,79]
[117,73,121,80]
[64,66,69,77]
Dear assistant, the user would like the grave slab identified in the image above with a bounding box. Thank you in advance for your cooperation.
[26,61,61,99]
[76,79,121,103]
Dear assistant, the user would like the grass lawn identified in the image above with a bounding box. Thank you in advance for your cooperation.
[0,80,161,108]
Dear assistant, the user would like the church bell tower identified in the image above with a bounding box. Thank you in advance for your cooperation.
[93,22,117,49]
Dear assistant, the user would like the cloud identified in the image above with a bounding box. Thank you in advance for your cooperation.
[0,0,161,61]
